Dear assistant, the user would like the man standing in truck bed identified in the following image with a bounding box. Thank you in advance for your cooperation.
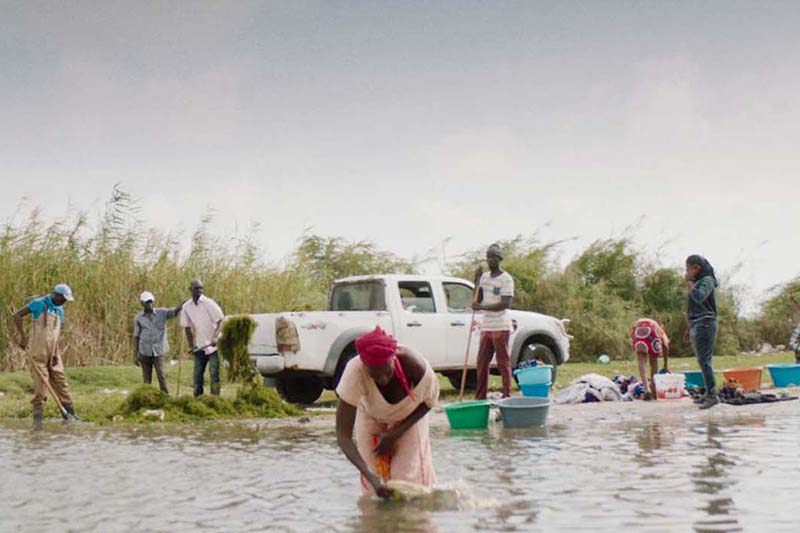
[473,244,515,400]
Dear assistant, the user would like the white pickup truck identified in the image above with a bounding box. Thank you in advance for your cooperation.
[248,274,572,403]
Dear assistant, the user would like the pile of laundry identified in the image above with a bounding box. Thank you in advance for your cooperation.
[555,374,618,404]
[613,375,648,400]
[686,383,798,406]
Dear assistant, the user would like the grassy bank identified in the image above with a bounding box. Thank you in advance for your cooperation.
[444,352,798,401]
[314,352,800,405]
[2,352,796,422]
[0,362,301,423]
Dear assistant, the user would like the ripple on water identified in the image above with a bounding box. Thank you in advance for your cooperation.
[2,412,800,532]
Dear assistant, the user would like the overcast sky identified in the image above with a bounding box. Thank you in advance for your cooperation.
[1,1,798,311]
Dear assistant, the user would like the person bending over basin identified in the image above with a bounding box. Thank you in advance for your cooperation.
[630,318,670,400]
[335,327,439,499]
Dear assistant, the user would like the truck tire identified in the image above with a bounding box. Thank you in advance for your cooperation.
[333,346,358,391]
[516,343,558,384]
[446,370,478,392]
[276,377,324,405]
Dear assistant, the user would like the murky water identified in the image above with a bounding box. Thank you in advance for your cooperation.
[1,408,798,532]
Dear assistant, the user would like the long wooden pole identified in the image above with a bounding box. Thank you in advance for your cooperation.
[29,356,70,419]
[176,330,184,396]
[458,277,483,402]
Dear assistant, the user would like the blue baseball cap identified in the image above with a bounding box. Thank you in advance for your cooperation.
[53,284,74,301]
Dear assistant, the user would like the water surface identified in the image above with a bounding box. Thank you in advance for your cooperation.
[1,407,797,532]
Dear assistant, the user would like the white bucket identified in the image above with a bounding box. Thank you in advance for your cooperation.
[654,373,685,400]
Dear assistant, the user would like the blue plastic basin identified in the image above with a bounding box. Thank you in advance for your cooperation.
[514,365,553,386]
[681,370,704,388]
[520,383,551,398]
[766,364,800,388]
[681,370,723,388]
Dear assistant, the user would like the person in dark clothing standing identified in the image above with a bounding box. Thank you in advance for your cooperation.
[685,255,719,409]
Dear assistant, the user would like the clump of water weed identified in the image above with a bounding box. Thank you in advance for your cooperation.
[121,386,169,413]
[115,384,300,422]
[218,315,258,384]
[233,384,302,418]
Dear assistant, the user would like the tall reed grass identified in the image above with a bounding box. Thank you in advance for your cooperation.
[0,187,327,371]
[1,187,793,370]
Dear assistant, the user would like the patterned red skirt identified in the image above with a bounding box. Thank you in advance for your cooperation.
[631,319,665,357]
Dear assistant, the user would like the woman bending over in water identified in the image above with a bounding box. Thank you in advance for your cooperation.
[335,327,439,499]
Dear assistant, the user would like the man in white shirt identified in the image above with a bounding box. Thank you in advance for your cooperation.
[180,279,225,397]
[472,244,515,399]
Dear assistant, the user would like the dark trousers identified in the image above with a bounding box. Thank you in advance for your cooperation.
[475,330,512,400]
[141,355,169,394]
[193,350,220,397]
[690,319,718,396]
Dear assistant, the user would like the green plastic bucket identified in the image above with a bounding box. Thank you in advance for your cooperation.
[444,400,491,429]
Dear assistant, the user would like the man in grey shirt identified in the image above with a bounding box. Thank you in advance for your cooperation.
[134,291,185,393]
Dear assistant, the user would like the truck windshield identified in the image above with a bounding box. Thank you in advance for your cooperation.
[330,281,387,311]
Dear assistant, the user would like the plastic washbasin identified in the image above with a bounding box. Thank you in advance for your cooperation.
[514,365,553,386]
[444,400,491,429]
[497,397,550,428]
[766,364,800,388]
[681,370,705,388]
[722,367,763,392]
[520,383,551,398]
[680,370,722,389]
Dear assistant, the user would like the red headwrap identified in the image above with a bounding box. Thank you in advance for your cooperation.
[355,327,415,400]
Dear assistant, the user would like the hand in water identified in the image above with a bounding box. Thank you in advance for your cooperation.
[369,474,395,500]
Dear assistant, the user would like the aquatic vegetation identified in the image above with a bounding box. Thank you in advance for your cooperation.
[218,315,258,384]
[114,384,301,422]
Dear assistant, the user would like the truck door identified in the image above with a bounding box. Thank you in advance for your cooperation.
[395,280,448,364]
[442,281,480,367]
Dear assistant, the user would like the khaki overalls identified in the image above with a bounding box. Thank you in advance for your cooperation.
[28,308,72,408]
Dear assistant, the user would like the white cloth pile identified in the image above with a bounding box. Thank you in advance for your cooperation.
[555,373,624,404]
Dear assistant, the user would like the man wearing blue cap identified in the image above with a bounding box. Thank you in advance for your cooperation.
[12,284,79,427]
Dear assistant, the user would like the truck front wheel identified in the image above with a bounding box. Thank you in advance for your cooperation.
[516,343,558,384]
[276,377,324,405]
[446,370,478,392]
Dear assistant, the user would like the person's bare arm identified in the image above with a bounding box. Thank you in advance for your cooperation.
[336,400,393,499]
[167,299,188,319]
[473,295,512,312]
[12,307,30,349]
[373,403,430,455]
[184,327,195,352]
[211,320,223,346]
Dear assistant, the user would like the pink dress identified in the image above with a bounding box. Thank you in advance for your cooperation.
[336,346,440,495]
